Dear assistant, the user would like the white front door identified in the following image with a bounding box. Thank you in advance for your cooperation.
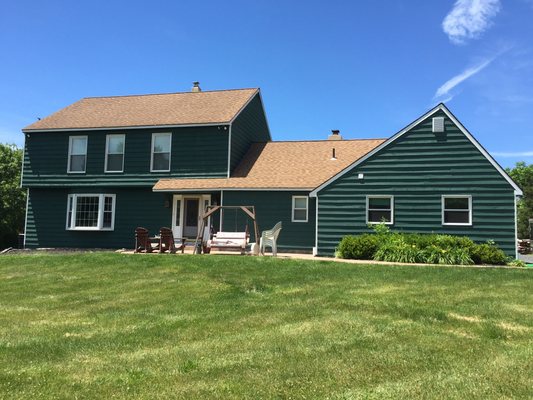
[172,195,211,239]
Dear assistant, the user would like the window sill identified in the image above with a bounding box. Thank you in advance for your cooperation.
[66,228,114,231]
[367,221,394,225]
[67,171,86,174]
[442,223,472,226]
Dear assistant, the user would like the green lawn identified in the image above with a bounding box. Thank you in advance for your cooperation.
[0,253,531,399]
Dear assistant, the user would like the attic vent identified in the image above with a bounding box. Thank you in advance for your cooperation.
[432,117,445,133]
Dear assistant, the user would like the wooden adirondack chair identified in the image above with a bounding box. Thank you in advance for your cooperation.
[159,227,186,254]
[135,227,156,253]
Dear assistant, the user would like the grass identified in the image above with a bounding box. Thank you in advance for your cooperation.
[0,253,531,399]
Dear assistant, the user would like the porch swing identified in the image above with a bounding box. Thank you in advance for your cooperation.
[193,205,259,255]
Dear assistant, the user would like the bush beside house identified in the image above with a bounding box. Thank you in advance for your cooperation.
[336,224,509,265]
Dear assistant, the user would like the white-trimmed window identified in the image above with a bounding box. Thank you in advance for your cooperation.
[442,195,472,226]
[366,196,394,224]
[68,136,87,173]
[66,194,116,230]
[151,133,171,172]
[292,196,308,222]
[105,134,125,172]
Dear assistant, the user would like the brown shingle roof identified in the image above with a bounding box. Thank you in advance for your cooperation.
[23,88,258,131]
[153,139,386,191]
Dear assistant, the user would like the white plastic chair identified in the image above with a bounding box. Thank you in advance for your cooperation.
[260,222,282,256]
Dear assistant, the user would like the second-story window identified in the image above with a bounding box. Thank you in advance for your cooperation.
[105,134,125,173]
[68,136,87,173]
[151,133,171,172]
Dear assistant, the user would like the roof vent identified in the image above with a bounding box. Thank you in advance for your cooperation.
[328,129,342,140]
[192,81,201,92]
[432,117,444,133]
[331,148,337,160]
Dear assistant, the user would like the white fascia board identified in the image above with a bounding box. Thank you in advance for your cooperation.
[439,106,523,196]
[152,187,313,193]
[310,103,523,197]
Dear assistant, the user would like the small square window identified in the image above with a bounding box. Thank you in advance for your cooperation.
[442,195,471,225]
[292,196,308,222]
[367,196,393,224]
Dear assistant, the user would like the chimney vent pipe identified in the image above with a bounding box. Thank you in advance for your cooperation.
[328,130,342,140]
[192,81,201,92]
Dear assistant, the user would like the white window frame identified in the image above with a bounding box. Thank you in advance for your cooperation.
[366,195,394,225]
[292,196,308,223]
[66,194,116,231]
[104,134,125,173]
[442,195,472,226]
[67,136,88,173]
[150,132,172,172]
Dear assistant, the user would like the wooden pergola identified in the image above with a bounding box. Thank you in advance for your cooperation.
[193,205,259,254]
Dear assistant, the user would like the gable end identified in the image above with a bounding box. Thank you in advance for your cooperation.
[310,104,523,197]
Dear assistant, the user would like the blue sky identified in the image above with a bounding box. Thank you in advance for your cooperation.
[1,0,532,167]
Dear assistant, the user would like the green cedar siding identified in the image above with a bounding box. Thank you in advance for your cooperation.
[222,191,315,251]
[317,110,517,257]
[230,94,270,174]
[22,126,229,187]
[25,188,173,248]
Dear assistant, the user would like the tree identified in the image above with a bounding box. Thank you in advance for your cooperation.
[0,144,26,249]
[506,162,533,239]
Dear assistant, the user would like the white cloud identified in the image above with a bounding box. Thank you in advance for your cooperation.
[492,151,533,157]
[442,0,501,44]
[434,57,494,101]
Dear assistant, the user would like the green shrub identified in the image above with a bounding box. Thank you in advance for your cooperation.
[404,234,476,252]
[373,238,420,263]
[369,222,391,236]
[418,245,473,265]
[336,229,506,266]
[471,242,507,265]
[403,234,436,249]
[336,234,379,259]
[507,259,526,268]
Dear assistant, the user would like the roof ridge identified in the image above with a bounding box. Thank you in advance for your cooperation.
[254,138,387,144]
[83,88,259,100]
